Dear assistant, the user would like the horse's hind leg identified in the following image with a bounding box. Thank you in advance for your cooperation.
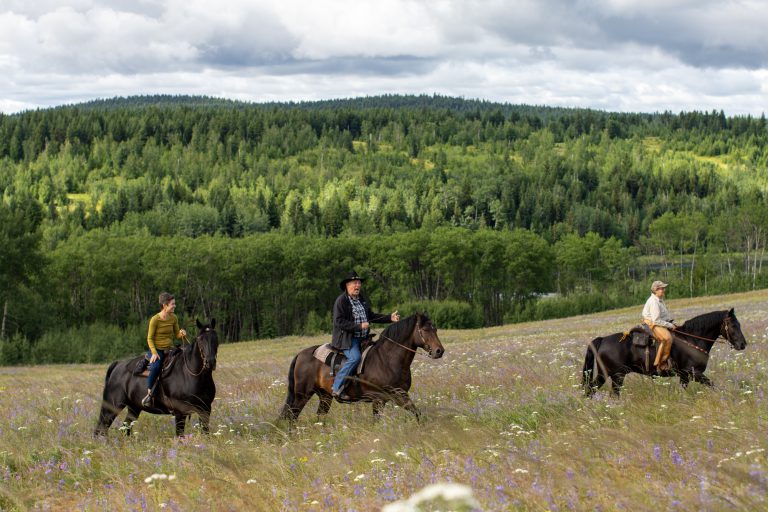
[584,371,606,397]
[94,401,123,437]
[122,406,141,436]
[316,392,333,418]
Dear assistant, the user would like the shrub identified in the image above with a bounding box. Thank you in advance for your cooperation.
[397,300,483,329]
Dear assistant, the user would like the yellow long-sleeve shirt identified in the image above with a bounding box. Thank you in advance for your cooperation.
[147,312,182,356]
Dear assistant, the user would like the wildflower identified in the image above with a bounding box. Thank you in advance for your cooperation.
[382,483,480,512]
[354,474,366,481]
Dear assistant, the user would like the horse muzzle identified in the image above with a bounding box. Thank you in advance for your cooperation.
[429,347,444,359]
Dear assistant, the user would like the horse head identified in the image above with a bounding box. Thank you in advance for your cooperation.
[195,318,219,370]
[722,308,747,351]
[414,313,444,359]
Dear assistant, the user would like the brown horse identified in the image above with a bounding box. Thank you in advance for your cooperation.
[279,313,444,423]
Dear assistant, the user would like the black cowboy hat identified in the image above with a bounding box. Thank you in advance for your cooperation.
[339,270,365,291]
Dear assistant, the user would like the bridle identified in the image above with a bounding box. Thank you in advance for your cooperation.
[379,324,435,357]
[181,332,214,376]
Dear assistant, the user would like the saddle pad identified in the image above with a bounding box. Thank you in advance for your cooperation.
[313,344,373,374]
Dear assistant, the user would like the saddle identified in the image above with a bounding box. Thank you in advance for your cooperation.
[313,335,376,376]
[623,324,656,373]
[132,347,182,377]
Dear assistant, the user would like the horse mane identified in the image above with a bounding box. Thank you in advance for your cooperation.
[379,313,424,342]
[680,310,725,332]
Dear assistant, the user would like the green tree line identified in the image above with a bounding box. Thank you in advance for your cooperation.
[1,95,768,364]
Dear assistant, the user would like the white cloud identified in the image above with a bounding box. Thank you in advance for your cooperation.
[0,0,767,115]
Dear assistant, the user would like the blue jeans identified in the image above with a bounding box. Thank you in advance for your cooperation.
[332,337,363,393]
[147,350,166,391]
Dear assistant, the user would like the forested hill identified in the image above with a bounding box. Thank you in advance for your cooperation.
[1,94,768,362]
[45,94,608,118]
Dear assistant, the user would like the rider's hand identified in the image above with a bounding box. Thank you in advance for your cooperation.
[149,353,159,363]
[361,322,370,330]
[391,311,400,322]
[179,329,187,337]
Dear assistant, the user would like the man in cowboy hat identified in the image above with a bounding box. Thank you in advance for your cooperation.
[331,270,400,399]
[642,280,677,371]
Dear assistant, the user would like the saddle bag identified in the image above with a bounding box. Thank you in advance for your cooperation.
[631,332,650,347]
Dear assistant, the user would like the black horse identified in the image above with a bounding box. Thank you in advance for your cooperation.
[94,319,218,436]
[583,309,747,396]
[280,313,444,423]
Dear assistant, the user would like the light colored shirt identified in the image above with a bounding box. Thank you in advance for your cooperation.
[642,294,675,329]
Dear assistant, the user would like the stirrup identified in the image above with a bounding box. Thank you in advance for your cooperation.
[141,391,153,407]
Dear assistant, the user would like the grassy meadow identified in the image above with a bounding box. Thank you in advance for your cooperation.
[1,290,766,511]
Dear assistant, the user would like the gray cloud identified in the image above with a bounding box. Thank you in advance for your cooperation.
[0,0,766,115]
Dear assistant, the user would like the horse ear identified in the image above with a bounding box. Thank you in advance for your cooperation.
[728,308,734,317]
[196,318,203,330]
[210,318,216,329]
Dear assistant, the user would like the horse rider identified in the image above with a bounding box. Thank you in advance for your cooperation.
[642,280,677,371]
[331,270,399,399]
[142,292,187,407]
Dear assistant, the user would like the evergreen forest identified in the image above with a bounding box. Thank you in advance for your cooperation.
[2,94,768,364]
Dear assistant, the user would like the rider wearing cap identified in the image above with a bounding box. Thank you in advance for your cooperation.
[331,271,399,399]
[642,280,677,371]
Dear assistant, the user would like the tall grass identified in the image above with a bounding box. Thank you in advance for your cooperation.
[0,291,766,510]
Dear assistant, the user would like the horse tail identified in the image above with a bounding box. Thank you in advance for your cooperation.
[279,354,299,420]
[582,337,603,389]
[103,360,119,395]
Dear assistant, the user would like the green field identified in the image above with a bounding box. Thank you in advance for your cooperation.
[1,291,766,511]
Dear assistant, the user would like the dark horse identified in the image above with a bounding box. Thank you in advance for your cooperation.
[582,309,746,396]
[280,313,444,423]
[94,319,218,436]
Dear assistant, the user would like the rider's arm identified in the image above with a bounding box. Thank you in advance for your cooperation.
[147,315,159,356]
[333,296,358,332]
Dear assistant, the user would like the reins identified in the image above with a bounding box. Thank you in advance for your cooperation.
[673,318,730,355]
[377,326,431,357]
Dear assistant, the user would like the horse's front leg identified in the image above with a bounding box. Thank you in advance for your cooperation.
[692,370,713,387]
[198,408,211,434]
[174,414,188,436]
[679,371,691,389]
[394,392,420,422]
[372,398,387,419]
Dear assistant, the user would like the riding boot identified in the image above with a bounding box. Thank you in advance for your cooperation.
[141,390,153,407]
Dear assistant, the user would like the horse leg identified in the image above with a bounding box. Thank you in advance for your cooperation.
[198,408,212,434]
[174,414,188,436]
[693,371,713,387]
[610,373,626,397]
[585,372,606,397]
[679,371,691,389]
[372,399,387,419]
[122,406,141,436]
[394,392,421,422]
[95,400,124,437]
[316,392,333,419]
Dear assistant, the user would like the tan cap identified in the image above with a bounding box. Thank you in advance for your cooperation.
[651,280,669,291]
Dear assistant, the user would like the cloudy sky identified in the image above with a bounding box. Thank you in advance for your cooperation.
[1,0,766,115]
